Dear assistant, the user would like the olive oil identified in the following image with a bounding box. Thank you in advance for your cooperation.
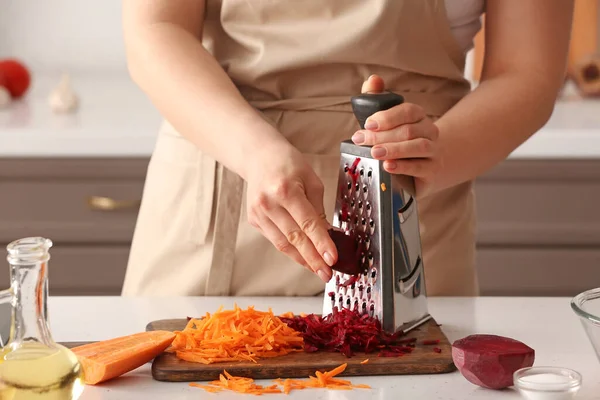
[0,342,84,400]
[0,238,84,400]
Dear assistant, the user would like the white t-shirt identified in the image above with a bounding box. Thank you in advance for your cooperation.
[445,0,485,53]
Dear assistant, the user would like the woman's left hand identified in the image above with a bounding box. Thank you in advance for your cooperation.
[351,75,443,198]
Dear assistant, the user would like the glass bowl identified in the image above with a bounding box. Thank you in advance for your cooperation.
[514,366,582,400]
[571,287,600,363]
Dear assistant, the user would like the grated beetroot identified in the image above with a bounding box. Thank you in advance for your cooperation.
[280,307,412,358]
[339,275,359,288]
[348,158,361,185]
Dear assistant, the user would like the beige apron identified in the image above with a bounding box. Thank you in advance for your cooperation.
[122,0,480,297]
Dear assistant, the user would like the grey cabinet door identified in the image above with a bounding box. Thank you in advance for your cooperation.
[474,160,600,296]
[0,158,149,296]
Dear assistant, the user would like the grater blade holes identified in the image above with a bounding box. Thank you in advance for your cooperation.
[361,301,367,314]
[344,164,349,173]
[370,268,377,282]
[369,219,375,234]
[362,185,369,199]
[368,303,375,317]
[358,200,363,210]
[364,237,371,250]
[359,167,364,177]
[366,202,372,216]
[367,252,374,267]
[328,292,336,306]
[367,169,373,180]
[366,285,372,300]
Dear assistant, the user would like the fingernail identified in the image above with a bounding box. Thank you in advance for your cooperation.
[386,161,397,170]
[317,269,331,283]
[352,132,365,144]
[324,251,334,266]
[372,147,386,158]
[364,119,378,130]
[368,74,376,80]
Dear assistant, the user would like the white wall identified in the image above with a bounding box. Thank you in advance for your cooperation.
[0,0,128,74]
[1,1,599,77]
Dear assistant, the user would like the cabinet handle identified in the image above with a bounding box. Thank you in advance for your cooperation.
[87,196,141,211]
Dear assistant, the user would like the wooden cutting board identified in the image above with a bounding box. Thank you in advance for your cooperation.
[146,317,456,382]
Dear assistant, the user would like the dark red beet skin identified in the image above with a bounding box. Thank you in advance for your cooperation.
[328,229,362,276]
[452,334,535,390]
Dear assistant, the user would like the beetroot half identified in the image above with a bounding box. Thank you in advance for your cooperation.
[327,229,362,276]
[451,334,535,390]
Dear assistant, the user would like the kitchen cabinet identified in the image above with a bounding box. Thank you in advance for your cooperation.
[0,158,148,295]
[1,157,599,297]
[474,159,600,296]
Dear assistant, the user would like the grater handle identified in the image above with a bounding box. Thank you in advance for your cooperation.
[350,91,404,129]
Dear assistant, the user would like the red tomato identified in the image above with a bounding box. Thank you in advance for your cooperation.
[0,70,7,89]
[0,59,31,98]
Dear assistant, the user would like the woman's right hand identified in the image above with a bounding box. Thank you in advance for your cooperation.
[246,143,336,283]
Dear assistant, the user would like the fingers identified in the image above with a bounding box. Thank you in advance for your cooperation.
[303,178,327,226]
[250,211,310,270]
[249,177,335,283]
[371,138,435,160]
[263,203,333,282]
[364,103,426,132]
[280,182,336,270]
[383,159,440,178]
[361,74,385,94]
[352,119,438,146]
[286,174,337,270]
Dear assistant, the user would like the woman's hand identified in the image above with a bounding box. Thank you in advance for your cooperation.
[351,75,442,198]
[245,143,336,282]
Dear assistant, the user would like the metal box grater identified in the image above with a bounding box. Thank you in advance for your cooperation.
[322,91,430,334]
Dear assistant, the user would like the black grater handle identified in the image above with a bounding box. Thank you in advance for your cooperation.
[350,91,404,130]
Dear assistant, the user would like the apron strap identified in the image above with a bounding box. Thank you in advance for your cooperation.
[204,163,244,295]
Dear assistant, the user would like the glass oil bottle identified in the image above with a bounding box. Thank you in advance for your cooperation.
[0,237,84,400]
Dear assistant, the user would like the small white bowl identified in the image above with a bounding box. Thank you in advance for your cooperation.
[514,366,582,400]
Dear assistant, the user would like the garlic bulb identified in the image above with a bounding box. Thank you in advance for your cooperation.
[48,74,79,113]
[0,86,10,109]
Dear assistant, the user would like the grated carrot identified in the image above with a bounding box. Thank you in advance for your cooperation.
[361,359,369,364]
[168,304,304,364]
[189,363,371,395]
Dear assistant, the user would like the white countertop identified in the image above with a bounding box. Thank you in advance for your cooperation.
[45,296,600,400]
[1,73,599,158]
[0,73,162,157]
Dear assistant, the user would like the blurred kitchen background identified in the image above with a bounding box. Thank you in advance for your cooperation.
[1,1,599,297]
